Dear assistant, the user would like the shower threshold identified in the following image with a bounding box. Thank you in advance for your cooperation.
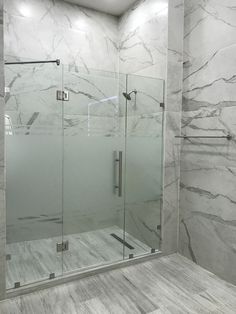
[6,226,161,295]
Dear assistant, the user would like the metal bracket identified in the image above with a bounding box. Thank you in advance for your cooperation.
[57,240,69,252]
[160,102,165,108]
[6,254,11,261]
[151,248,156,254]
[49,273,55,280]
[56,90,69,101]
[129,254,134,259]
[14,282,21,289]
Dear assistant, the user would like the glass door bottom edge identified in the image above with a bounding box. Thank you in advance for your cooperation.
[6,250,162,297]
[6,225,160,290]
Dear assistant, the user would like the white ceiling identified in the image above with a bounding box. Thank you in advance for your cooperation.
[64,0,137,16]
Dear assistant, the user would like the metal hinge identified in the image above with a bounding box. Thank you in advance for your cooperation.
[56,90,69,101]
[6,254,11,261]
[49,273,55,280]
[56,240,69,252]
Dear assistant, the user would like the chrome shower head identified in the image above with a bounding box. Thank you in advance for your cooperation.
[122,92,132,101]
[122,90,137,101]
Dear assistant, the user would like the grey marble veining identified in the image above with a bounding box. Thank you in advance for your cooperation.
[6,225,152,289]
[119,0,168,79]
[1,254,236,313]
[0,0,6,300]
[2,0,186,297]
[179,0,236,285]
[5,0,119,73]
[162,0,184,255]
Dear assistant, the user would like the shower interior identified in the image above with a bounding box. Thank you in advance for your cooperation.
[5,61,164,289]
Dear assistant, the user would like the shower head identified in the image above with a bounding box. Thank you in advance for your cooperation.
[122,92,132,101]
[122,90,137,101]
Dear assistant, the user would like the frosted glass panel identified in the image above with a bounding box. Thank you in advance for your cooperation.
[5,62,63,288]
[5,63,165,286]
[124,74,164,258]
[62,67,126,273]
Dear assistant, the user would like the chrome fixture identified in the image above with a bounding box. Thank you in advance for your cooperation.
[122,90,137,101]
[56,90,69,101]
[123,90,137,110]
[175,134,232,140]
[114,151,123,197]
[5,59,61,66]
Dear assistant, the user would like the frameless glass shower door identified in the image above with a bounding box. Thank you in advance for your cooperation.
[5,61,64,288]
[61,68,164,274]
[5,62,165,288]
[62,67,127,273]
[123,74,164,258]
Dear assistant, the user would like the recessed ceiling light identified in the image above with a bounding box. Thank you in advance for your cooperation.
[19,4,32,17]
[75,18,87,30]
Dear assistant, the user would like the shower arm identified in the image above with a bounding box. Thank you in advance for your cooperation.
[5,59,61,66]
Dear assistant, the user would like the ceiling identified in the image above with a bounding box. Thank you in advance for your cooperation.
[64,0,138,16]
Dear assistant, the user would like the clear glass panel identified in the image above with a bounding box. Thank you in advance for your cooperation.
[62,66,126,273]
[5,61,63,288]
[124,74,164,259]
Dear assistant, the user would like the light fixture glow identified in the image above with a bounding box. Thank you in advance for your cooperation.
[19,4,32,17]
[75,19,87,31]
[151,1,168,16]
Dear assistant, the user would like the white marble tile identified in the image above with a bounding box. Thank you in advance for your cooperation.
[2,0,185,296]
[162,165,180,254]
[179,0,236,286]
[119,0,168,78]
[5,0,119,72]
[180,162,236,284]
[164,111,181,167]
[162,111,181,254]
[165,0,184,112]
[0,0,6,300]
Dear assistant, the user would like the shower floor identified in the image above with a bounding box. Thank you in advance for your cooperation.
[6,225,153,289]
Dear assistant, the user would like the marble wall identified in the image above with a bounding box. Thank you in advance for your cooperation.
[5,0,119,72]
[119,0,168,78]
[4,0,121,242]
[3,0,184,259]
[118,0,184,255]
[0,0,6,299]
[179,0,236,284]
[161,0,183,254]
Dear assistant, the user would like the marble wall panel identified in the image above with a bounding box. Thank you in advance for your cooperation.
[179,0,236,284]
[161,0,184,254]
[119,0,168,79]
[0,0,6,300]
[5,0,119,72]
[3,0,185,264]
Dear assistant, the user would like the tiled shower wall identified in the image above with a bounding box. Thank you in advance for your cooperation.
[5,0,120,242]
[5,0,119,71]
[4,0,184,253]
[179,0,236,284]
[0,0,5,299]
[0,0,184,296]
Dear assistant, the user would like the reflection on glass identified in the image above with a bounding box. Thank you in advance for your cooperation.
[5,61,64,289]
[123,74,164,258]
[5,62,164,287]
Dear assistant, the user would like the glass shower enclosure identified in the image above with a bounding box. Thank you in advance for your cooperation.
[5,60,164,289]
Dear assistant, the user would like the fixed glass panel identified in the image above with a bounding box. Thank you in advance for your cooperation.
[5,61,63,288]
[124,74,164,258]
[62,67,126,273]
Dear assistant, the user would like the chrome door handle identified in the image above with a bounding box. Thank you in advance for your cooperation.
[114,151,123,197]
